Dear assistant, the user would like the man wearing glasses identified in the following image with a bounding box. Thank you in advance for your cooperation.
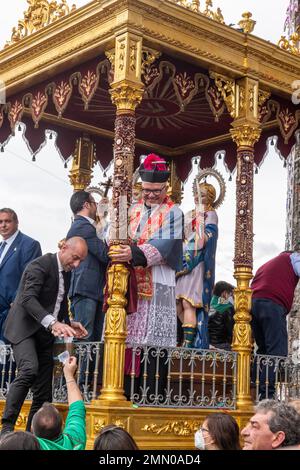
[67,191,109,344]
[110,154,184,398]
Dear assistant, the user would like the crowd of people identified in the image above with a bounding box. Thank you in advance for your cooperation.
[1,370,300,450]
[0,153,300,449]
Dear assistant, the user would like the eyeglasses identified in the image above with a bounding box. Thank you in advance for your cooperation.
[142,186,166,196]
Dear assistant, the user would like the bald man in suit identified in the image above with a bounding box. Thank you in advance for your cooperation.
[1,237,88,435]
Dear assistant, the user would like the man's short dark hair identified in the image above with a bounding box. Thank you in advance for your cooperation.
[0,431,40,450]
[0,208,18,222]
[32,403,62,441]
[213,281,234,297]
[70,191,92,215]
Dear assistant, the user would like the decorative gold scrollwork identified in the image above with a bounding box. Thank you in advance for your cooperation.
[6,0,76,47]
[278,32,300,56]
[142,420,202,436]
[169,0,225,24]
[231,125,261,149]
[210,72,236,118]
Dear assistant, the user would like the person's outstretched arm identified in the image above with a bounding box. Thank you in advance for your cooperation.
[62,356,86,450]
[63,356,82,405]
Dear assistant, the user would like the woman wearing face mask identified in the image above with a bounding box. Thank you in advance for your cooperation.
[208,281,235,351]
[195,413,241,450]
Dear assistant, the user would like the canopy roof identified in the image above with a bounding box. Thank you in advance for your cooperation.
[1,0,299,180]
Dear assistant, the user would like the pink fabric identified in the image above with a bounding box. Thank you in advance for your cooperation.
[139,243,163,267]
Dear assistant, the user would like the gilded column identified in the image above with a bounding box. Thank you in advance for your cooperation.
[98,32,144,403]
[230,77,262,410]
[286,131,300,353]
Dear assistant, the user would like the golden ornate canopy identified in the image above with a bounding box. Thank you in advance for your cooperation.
[0,0,300,449]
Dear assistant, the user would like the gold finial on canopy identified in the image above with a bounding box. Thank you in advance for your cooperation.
[5,0,76,48]
[238,12,256,34]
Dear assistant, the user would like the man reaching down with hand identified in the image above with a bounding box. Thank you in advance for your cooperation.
[0,237,88,436]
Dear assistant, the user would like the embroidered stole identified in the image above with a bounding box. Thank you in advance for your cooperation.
[129,197,174,299]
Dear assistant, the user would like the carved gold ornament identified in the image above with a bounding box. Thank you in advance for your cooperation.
[278,32,300,56]
[238,12,256,34]
[142,420,202,436]
[114,419,126,429]
[169,0,225,24]
[5,0,76,47]
[230,125,261,149]
[94,418,106,434]
[258,89,271,119]
[106,47,161,84]
[93,418,126,434]
[110,82,144,113]
[210,72,236,118]
[15,413,28,428]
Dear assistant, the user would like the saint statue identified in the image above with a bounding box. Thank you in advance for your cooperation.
[176,168,226,348]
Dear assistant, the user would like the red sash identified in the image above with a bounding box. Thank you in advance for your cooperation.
[129,197,174,299]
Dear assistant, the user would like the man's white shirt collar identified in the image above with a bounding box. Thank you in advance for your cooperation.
[1,229,19,247]
[82,215,96,227]
[56,253,64,272]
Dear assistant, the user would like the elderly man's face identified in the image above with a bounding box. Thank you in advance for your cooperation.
[241,411,284,450]
[142,183,167,206]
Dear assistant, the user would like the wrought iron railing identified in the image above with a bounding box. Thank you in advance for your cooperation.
[127,345,237,409]
[0,341,104,404]
[0,344,15,400]
[2,342,300,408]
[53,341,104,403]
[252,354,300,403]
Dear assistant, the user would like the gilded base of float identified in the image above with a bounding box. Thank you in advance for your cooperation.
[0,400,253,449]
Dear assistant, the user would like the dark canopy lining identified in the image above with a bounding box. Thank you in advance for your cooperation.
[0,54,298,180]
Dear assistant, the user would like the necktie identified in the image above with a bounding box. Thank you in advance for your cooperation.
[0,241,7,262]
[62,270,70,291]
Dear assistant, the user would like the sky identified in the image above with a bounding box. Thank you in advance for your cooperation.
[0,0,293,284]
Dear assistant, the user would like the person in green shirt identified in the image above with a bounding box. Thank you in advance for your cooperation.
[208,281,235,351]
[31,356,86,450]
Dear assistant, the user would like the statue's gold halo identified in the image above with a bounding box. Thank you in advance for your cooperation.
[193,168,226,209]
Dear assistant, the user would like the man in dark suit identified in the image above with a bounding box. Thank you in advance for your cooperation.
[0,208,42,341]
[0,237,88,435]
[67,191,109,342]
